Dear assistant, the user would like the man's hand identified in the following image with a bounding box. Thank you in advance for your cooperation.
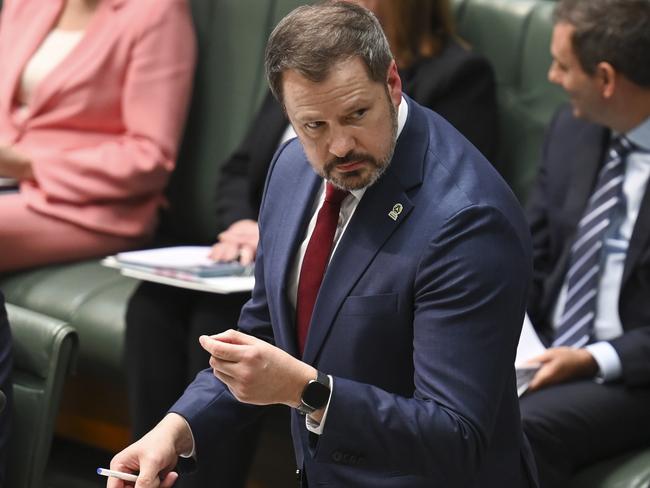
[199,329,316,408]
[209,219,259,265]
[527,347,599,391]
[0,145,33,180]
[106,413,194,488]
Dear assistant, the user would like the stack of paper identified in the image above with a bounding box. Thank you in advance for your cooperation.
[102,246,255,294]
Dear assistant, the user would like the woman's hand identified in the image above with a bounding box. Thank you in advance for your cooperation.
[209,219,259,265]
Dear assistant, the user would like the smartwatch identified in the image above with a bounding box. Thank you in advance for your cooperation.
[297,371,330,415]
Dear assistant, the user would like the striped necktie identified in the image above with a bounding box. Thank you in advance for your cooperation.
[553,136,633,348]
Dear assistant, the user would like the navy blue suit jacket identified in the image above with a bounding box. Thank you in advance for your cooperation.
[172,97,537,487]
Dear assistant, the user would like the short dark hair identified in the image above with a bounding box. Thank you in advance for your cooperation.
[264,1,393,105]
[554,0,650,87]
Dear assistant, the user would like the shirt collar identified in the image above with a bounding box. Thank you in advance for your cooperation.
[396,95,408,140]
[625,116,650,151]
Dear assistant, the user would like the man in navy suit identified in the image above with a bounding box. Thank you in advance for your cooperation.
[0,292,13,487]
[520,0,650,486]
[108,3,536,487]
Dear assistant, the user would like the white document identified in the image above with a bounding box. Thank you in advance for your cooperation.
[114,246,215,269]
[101,248,255,294]
[515,313,547,396]
[515,313,547,366]
[119,266,255,294]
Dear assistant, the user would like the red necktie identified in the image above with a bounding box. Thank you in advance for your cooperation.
[296,182,349,355]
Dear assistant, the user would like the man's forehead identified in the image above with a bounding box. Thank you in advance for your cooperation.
[282,58,379,115]
[552,23,576,57]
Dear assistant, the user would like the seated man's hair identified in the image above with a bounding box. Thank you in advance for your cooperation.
[554,0,650,87]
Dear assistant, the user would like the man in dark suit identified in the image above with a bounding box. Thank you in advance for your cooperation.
[520,0,650,486]
[109,3,536,487]
[0,292,13,487]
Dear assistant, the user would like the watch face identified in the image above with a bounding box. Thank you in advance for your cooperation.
[303,380,330,409]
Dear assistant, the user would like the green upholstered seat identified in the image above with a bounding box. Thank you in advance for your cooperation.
[1,263,136,382]
[455,0,566,201]
[5,304,77,488]
[161,0,277,244]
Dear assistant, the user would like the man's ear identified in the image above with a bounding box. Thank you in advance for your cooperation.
[386,60,402,107]
[596,61,617,99]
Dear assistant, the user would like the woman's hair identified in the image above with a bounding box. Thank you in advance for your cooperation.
[375,0,456,69]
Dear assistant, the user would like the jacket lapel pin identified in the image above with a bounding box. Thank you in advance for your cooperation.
[388,203,403,221]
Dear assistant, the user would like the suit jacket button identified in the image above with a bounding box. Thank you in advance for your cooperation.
[295,469,301,480]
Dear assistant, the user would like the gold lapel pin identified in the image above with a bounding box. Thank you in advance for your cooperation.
[388,203,403,221]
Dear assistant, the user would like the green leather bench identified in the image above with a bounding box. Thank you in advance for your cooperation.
[6,304,78,488]
[2,0,648,485]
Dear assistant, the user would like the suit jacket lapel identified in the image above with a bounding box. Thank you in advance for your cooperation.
[301,174,414,364]
[301,96,427,364]
[563,126,608,226]
[269,157,320,357]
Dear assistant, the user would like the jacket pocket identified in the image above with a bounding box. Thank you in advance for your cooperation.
[339,293,398,317]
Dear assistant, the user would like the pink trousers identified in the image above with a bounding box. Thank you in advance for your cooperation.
[0,192,148,272]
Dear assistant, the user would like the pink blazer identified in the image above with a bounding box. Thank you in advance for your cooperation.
[0,0,196,237]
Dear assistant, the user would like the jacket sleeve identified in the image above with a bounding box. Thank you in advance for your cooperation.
[24,0,196,204]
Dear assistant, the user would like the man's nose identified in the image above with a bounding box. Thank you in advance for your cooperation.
[328,127,355,158]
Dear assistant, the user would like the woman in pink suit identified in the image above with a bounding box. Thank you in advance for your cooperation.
[0,0,196,272]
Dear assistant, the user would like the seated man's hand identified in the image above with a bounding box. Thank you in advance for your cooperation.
[200,329,316,408]
[527,347,599,392]
[0,145,33,180]
[209,219,259,265]
[107,413,193,488]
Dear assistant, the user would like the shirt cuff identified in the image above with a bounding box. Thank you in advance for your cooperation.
[585,341,623,383]
[305,375,334,435]
[177,415,196,458]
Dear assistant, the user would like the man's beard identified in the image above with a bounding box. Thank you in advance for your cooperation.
[322,95,398,191]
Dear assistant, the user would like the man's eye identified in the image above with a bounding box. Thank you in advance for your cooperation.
[305,121,323,130]
[350,109,367,120]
